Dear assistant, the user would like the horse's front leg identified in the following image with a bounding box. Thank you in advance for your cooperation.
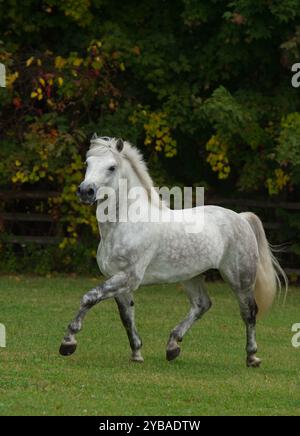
[59,272,141,356]
[115,293,144,362]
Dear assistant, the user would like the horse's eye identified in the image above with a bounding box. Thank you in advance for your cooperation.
[108,165,116,172]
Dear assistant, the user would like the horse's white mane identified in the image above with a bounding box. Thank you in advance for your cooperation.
[88,135,162,206]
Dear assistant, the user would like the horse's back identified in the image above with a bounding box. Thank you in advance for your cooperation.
[143,205,257,284]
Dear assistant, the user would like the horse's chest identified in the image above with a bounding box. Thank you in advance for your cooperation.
[96,240,131,277]
[96,242,113,277]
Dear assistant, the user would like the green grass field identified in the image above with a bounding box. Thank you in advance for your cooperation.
[0,275,299,416]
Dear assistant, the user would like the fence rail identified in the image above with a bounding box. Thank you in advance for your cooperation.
[1,212,56,222]
[1,190,300,276]
[209,197,300,210]
[0,191,59,200]
[5,235,62,245]
[0,190,62,246]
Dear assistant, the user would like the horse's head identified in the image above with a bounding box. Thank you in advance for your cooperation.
[77,135,124,204]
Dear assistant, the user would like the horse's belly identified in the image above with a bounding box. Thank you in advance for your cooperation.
[142,255,213,285]
[141,224,221,284]
[142,269,203,285]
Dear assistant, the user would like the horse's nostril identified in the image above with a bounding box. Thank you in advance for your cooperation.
[88,188,95,197]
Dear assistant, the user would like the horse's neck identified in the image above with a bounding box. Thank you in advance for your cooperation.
[122,159,145,190]
[97,159,153,239]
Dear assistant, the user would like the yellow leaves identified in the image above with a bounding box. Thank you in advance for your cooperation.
[73,57,83,67]
[37,88,43,100]
[31,87,43,100]
[31,76,53,101]
[119,62,125,71]
[275,168,290,190]
[39,77,46,87]
[266,168,290,195]
[6,71,19,89]
[59,238,68,250]
[11,170,28,183]
[31,74,62,100]
[55,56,66,69]
[143,111,177,158]
[26,56,34,67]
[206,135,231,179]
[39,149,48,160]
[12,160,50,185]
[25,56,42,67]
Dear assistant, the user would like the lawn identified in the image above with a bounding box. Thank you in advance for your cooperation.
[0,275,299,416]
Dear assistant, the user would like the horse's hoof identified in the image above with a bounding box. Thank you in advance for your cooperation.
[247,355,262,368]
[166,345,181,361]
[131,351,144,363]
[59,342,77,356]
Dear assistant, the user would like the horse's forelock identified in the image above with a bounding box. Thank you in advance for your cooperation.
[88,136,114,155]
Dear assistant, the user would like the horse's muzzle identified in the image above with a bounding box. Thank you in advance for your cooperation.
[77,182,97,204]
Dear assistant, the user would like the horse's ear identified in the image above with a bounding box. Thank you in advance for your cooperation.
[116,138,124,152]
[91,132,98,140]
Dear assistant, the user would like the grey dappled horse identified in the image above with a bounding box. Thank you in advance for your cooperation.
[59,136,287,367]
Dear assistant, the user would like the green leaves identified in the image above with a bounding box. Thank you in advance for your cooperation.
[1,0,300,240]
[203,86,267,150]
[277,113,300,166]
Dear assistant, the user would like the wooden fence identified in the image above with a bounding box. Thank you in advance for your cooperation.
[0,190,62,245]
[1,190,300,276]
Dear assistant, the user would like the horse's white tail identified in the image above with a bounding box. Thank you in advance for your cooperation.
[240,212,288,317]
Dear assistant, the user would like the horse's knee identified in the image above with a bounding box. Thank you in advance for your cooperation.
[81,287,102,308]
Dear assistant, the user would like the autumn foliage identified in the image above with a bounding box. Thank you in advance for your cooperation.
[1,0,300,272]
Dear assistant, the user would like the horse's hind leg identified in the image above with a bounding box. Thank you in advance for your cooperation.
[237,290,261,368]
[221,264,261,368]
[166,276,212,361]
[115,293,144,363]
